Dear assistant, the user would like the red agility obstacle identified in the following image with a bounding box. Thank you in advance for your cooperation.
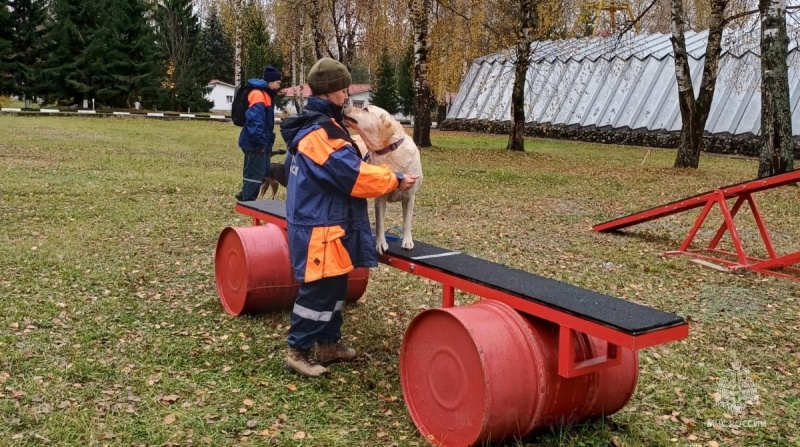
[216,200,689,447]
[593,170,800,280]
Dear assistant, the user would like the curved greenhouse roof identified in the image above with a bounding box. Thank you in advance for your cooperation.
[447,30,800,136]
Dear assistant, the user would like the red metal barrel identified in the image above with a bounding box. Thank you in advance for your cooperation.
[215,225,370,315]
[400,299,638,447]
[215,225,299,315]
[346,267,370,303]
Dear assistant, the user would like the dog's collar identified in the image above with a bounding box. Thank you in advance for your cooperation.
[374,137,405,156]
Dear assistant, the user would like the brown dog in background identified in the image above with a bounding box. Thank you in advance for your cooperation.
[258,162,287,200]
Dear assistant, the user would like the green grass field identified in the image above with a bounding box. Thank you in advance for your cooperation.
[1,115,799,447]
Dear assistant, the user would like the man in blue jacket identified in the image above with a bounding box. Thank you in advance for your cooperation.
[280,58,419,377]
[236,65,282,201]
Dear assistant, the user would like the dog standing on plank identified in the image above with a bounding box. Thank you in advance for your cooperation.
[343,105,423,254]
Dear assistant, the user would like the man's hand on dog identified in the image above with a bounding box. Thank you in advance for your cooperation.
[398,174,419,192]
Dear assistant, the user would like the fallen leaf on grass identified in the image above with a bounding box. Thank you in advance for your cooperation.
[163,413,176,425]
[161,394,179,403]
[293,431,306,440]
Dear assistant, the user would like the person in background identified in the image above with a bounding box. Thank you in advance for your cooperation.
[279,58,419,378]
[236,65,282,201]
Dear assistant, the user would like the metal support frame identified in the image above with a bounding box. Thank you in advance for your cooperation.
[558,326,621,378]
[235,202,688,378]
[594,170,800,281]
[662,190,800,280]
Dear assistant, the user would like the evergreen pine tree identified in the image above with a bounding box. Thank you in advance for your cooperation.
[397,45,414,116]
[370,47,399,115]
[45,0,99,105]
[0,0,14,95]
[202,6,234,84]
[9,0,50,105]
[241,0,281,83]
[86,0,157,108]
[154,0,212,111]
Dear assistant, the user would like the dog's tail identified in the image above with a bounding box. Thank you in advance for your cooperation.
[272,149,287,157]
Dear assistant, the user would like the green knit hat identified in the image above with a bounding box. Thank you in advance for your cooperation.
[307,58,352,95]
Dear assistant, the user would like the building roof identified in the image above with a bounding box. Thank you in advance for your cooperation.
[280,84,371,97]
[448,29,800,137]
[208,79,235,88]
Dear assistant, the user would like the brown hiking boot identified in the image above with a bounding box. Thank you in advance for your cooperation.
[285,346,328,378]
[315,341,357,364]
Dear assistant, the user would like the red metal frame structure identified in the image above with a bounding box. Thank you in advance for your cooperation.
[592,170,800,281]
[236,203,688,378]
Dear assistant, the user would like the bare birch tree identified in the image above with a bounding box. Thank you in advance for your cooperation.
[234,0,243,86]
[298,0,370,68]
[758,0,794,177]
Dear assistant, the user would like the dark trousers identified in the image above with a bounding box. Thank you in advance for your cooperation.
[287,274,348,350]
[241,149,269,201]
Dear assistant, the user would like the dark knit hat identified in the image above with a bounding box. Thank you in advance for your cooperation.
[307,58,351,95]
[263,65,282,82]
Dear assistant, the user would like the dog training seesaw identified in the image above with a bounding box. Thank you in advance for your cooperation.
[593,169,800,280]
[215,200,689,447]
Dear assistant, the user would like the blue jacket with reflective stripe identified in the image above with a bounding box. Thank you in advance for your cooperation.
[281,97,400,282]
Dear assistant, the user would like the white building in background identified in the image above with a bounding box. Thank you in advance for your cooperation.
[205,80,235,113]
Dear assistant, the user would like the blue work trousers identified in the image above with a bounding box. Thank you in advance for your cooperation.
[241,149,269,201]
[287,274,348,350]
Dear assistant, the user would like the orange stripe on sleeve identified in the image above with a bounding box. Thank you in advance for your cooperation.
[350,163,400,198]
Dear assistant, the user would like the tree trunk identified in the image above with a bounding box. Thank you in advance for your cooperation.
[759,0,795,177]
[309,0,326,60]
[234,0,242,87]
[507,0,535,152]
[671,0,701,168]
[670,0,728,168]
[696,1,727,119]
[409,0,432,147]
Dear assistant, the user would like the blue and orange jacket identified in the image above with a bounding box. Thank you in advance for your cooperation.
[238,78,276,151]
[280,97,402,282]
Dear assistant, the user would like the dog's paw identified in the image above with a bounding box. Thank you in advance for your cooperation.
[376,240,389,255]
[401,238,414,251]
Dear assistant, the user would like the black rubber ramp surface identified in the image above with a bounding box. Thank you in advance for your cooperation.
[384,240,684,335]
[239,200,286,218]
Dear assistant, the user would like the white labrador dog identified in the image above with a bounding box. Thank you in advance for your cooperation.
[343,105,423,254]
